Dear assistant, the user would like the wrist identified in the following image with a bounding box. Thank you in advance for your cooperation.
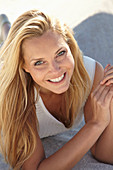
[87,120,107,131]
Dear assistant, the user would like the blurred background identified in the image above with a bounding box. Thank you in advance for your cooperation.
[0,0,113,66]
[0,0,113,27]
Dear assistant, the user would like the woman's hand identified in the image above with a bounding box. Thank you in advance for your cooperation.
[90,83,113,128]
[90,64,113,128]
[100,64,113,85]
[101,64,113,119]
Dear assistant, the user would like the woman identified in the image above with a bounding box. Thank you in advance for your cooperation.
[0,9,113,170]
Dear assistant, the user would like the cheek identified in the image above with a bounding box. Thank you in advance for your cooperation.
[67,55,75,71]
[29,70,46,84]
[31,73,41,83]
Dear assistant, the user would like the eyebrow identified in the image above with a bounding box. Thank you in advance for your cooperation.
[30,47,64,62]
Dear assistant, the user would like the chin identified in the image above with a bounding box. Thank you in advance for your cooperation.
[53,86,69,94]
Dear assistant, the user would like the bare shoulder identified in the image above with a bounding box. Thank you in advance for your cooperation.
[84,61,104,122]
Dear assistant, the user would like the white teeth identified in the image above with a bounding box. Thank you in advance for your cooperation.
[49,74,64,82]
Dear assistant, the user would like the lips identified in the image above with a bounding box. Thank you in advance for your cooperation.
[48,73,65,83]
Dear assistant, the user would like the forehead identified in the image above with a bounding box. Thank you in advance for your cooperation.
[22,31,67,56]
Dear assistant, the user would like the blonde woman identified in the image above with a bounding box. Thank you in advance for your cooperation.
[0,9,113,170]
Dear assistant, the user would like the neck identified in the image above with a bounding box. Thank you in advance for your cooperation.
[39,87,64,97]
[40,88,55,97]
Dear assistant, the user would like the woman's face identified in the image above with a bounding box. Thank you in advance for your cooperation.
[22,30,75,94]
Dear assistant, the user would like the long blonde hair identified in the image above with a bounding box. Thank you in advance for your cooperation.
[0,9,91,169]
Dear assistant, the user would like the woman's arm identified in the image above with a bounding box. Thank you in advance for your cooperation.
[37,122,108,170]
[84,62,113,164]
[22,121,108,170]
[22,132,45,170]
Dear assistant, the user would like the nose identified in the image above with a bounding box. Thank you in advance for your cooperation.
[49,60,60,72]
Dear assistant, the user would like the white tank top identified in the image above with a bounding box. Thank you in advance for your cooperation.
[35,56,96,138]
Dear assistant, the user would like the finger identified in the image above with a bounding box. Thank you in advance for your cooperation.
[104,86,113,104]
[92,84,106,100]
[104,64,111,73]
[105,78,113,86]
[92,84,103,95]
[101,65,113,85]
[100,72,113,85]
[104,66,113,76]
[99,85,111,103]
[110,95,113,113]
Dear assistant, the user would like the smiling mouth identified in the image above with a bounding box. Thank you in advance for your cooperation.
[48,73,65,83]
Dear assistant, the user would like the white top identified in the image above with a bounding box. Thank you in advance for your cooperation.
[35,56,96,138]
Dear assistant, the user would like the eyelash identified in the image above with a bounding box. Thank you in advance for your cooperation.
[34,61,44,66]
[57,50,66,57]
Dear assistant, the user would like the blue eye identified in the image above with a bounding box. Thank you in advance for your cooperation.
[34,61,44,66]
[57,50,66,56]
